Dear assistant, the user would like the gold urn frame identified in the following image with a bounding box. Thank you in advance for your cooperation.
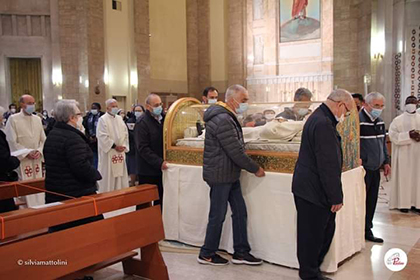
[163,98,360,173]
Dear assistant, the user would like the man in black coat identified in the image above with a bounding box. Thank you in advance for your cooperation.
[292,89,353,280]
[198,85,265,266]
[134,94,167,208]
[0,116,20,213]
[83,102,104,169]
[44,100,103,232]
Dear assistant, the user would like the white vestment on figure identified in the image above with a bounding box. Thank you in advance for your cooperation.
[5,111,46,207]
[389,112,420,209]
[97,113,129,193]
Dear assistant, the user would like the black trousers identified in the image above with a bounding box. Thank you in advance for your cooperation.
[0,198,17,213]
[364,169,381,236]
[294,196,336,280]
[137,175,163,211]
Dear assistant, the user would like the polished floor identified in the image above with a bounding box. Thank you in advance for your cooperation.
[93,178,420,280]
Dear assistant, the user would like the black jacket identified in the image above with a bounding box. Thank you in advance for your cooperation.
[0,130,20,182]
[126,116,137,156]
[82,111,105,152]
[134,110,165,177]
[43,122,102,203]
[203,103,259,184]
[359,109,389,171]
[292,104,343,208]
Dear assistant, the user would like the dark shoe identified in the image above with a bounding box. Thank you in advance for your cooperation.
[400,209,409,213]
[197,254,229,266]
[232,252,263,265]
[365,234,384,243]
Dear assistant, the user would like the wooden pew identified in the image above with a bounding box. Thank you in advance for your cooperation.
[0,180,169,280]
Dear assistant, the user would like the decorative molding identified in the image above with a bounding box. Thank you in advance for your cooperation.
[247,73,334,85]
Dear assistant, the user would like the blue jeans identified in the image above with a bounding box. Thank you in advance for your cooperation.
[200,180,251,257]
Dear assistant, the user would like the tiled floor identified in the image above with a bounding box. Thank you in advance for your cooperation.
[93,179,420,280]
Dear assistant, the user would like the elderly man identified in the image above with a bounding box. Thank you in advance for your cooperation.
[198,84,265,266]
[276,87,313,120]
[134,94,167,208]
[360,92,390,243]
[389,96,420,213]
[202,86,219,104]
[97,99,129,193]
[5,95,46,207]
[292,89,353,280]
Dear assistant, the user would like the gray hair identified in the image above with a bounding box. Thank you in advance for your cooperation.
[145,93,160,105]
[365,92,385,105]
[327,89,353,103]
[105,98,117,107]
[225,84,247,102]
[294,88,313,101]
[54,99,79,123]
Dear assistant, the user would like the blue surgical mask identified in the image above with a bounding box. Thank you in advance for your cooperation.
[370,108,382,119]
[234,99,249,114]
[152,106,163,116]
[111,107,119,115]
[134,111,143,118]
[297,108,309,116]
[91,109,98,115]
[25,105,35,115]
[208,99,217,104]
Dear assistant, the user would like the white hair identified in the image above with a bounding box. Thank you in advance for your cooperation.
[327,89,353,103]
[105,98,117,107]
[54,100,79,123]
[225,84,247,102]
[365,92,385,105]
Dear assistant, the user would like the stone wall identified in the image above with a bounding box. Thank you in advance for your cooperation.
[333,0,372,94]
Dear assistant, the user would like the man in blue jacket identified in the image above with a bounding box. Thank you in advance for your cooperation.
[292,89,353,280]
[359,92,390,243]
[198,84,265,266]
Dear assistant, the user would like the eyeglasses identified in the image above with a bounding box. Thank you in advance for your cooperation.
[328,98,351,117]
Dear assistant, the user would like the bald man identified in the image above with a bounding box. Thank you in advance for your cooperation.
[97,99,129,193]
[5,95,46,207]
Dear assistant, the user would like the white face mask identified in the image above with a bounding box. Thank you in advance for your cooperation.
[208,99,217,104]
[405,104,417,114]
[335,114,345,123]
[134,111,143,118]
[10,108,16,113]
[77,116,85,133]
[265,113,275,120]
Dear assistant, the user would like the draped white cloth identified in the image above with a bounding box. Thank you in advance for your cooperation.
[97,113,129,193]
[388,112,420,209]
[163,164,366,273]
[5,111,46,207]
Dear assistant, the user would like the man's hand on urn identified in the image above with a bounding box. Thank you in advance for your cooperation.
[331,203,343,213]
[161,161,168,170]
[255,167,265,177]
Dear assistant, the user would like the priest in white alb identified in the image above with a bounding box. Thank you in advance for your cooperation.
[5,94,46,207]
[388,96,420,213]
[97,99,129,193]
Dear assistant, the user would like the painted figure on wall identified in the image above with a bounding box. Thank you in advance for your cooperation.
[280,0,320,42]
[292,0,308,19]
